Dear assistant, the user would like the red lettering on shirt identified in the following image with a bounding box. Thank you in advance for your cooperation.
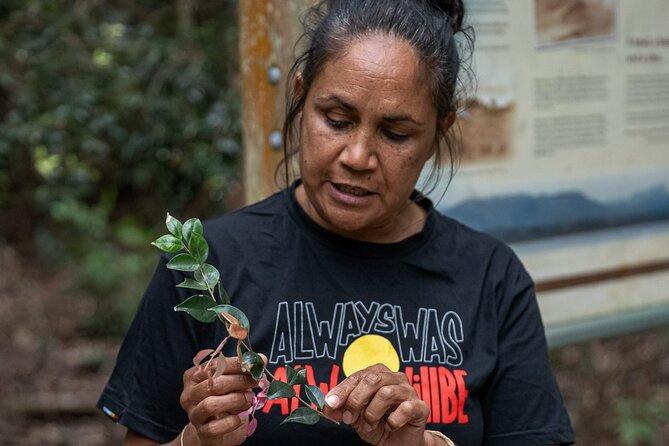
[262,364,469,425]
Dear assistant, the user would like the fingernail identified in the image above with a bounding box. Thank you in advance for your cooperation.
[325,394,340,408]
[342,410,353,424]
[245,392,255,403]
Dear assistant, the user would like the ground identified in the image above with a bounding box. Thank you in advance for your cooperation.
[0,246,667,445]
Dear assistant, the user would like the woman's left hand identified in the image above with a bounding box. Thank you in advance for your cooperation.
[322,364,430,446]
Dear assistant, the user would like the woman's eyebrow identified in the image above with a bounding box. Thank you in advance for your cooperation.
[314,95,356,111]
[383,114,424,126]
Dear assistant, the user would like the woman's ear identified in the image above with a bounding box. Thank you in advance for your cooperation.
[432,112,456,155]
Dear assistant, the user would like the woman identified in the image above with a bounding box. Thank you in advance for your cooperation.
[98,1,575,445]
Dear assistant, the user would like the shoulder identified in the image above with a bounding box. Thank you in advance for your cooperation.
[427,211,532,289]
[204,190,286,235]
[430,213,539,330]
[432,211,519,262]
[198,190,293,260]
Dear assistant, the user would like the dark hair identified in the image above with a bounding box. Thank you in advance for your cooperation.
[280,0,474,195]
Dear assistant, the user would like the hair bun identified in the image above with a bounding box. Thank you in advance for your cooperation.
[426,0,465,29]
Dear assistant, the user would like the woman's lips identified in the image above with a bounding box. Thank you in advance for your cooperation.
[333,183,371,196]
[328,182,374,205]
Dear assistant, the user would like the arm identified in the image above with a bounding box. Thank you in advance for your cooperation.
[121,424,193,446]
[480,252,574,445]
[123,429,168,446]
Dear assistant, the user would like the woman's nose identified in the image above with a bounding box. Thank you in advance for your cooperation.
[338,129,379,171]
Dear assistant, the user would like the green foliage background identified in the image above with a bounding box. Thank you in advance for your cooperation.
[0,0,241,336]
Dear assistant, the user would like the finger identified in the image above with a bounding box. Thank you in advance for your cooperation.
[195,413,248,446]
[189,391,255,425]
[385,399,430,432]
[325,364,389,409]
[322,371,364,421]
[191,373,258,404]
[342,369,407,424]
[184,364,206,384]
[362,384,416,426]
[341,372,384,424]
[189,356,247,382]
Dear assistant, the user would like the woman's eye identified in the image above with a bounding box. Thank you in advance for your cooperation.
[384,129,409,142]
[325,116,350,130]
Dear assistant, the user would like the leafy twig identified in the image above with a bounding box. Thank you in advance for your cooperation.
[152,213,335,433]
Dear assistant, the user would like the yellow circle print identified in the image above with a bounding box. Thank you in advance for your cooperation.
[342,334,400,377]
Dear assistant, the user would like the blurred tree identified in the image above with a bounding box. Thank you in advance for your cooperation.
[0,0,241,242]
[0,0,241,336]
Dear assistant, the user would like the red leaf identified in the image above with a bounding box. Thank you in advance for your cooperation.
[228,323,248,340]
[213,354,228,379]
[258,374,270,390]
[205,336,230,372]
[221,313,240,325]
[247,417,258,436]
[193,349,214,366]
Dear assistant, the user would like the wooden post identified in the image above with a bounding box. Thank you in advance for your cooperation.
[239,0,312,205]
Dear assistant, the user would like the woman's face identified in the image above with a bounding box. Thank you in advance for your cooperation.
[296,33,442,243]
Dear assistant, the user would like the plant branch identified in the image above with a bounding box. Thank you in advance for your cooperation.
[183,245,217,303]
[261,365,340,425]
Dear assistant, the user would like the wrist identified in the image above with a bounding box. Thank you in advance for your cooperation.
[421,430,433,446]
[425,430,455,446]
[178,423,197,446]
[420,430,430,446]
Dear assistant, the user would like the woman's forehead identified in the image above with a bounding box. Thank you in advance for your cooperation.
[328,33,421,74]
[310,34,434,112]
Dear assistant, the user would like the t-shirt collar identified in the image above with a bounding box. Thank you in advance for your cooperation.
[283,179,436,259]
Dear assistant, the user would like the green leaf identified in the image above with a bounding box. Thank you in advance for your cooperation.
[241,351,265,381]
[176,278,208,291]
[304,385,325,410]
[151,234,184,253]
[218,284,231,305]
[286,365,307,385]
[183,218,203,245]
[174,295,218,323]
[280,407,321,425]
[267,380,295,400]
[210,304,250,331]
[194,263,219,288]
[188,231,209,263]
[166,253,199,272]
[165,212,183,239]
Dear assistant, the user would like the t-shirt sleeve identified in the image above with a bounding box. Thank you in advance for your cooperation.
[97,255,208,443]
[481,251,575,446]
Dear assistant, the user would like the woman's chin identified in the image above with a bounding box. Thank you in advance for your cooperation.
[322,213,373,238]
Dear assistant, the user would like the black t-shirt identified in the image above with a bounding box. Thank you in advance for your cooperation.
[98,182,574,446]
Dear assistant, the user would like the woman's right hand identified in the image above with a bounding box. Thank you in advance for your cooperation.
[179,356,258,446]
